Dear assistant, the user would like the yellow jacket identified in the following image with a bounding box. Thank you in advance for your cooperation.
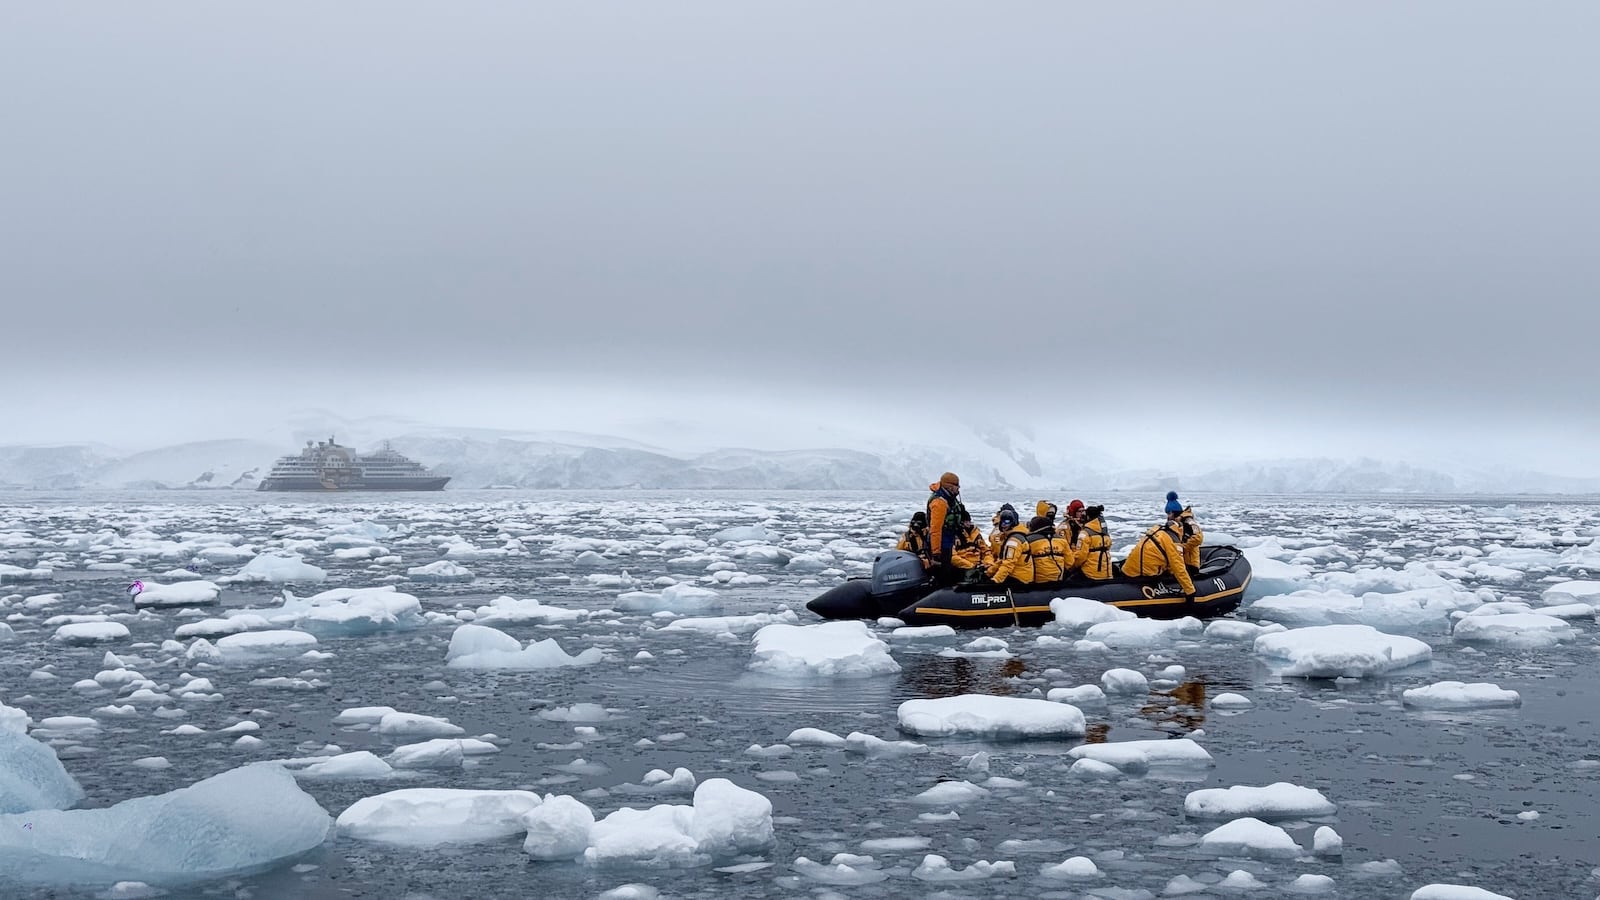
[1179,510,1203,569]
[951,524,991,570]
[1120,522,1196,595]
[1074,516,1114,580]
[896,528,930,557]
[988,527,1032,583]
[1024,529,1076,583]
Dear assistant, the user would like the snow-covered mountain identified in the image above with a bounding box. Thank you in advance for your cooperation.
[0,420,1594,494]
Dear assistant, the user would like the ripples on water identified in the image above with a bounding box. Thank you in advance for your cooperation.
[1,491,1598,899]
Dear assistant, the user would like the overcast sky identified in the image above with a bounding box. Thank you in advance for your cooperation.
[2,3,1595,474]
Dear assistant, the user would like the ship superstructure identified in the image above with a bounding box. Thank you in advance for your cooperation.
[257,437,449,491]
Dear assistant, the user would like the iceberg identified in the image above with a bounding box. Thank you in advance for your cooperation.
[0,728,85,815]
[0,764,329,885]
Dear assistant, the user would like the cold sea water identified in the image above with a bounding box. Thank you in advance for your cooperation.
[2,490,1599,899]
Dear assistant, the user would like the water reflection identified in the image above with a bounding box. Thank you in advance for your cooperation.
[1139,680,1208,735]
[897,655,1027,700]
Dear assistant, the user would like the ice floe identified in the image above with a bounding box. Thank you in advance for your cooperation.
[1254,625,1432,678]
[1401,681,1520,709]
[445,624,603,670]
[897,694,1085,738]
[1184,783,1336,820]
[748,621,899,677]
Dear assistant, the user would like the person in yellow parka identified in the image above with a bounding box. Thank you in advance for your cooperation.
[988,504,1020,561]
[987,512,1033,586]
[925,472,966,572]
[896,511,931,559]
[1120,492,1197,600]
[950,509,992,574]
[1178,502,1204,570]
[1065,499,1113,580]
[1023,515,1076,584]
[1035,500,1059,531]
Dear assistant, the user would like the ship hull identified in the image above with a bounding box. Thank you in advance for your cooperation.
[257,477,450,492]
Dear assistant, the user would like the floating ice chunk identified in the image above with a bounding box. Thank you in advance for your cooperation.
[54,622,130,644]
[1531,603,1596,620]
[539,703,610,723]
[1541,580,1600,606]
[1069,758,1121,780]
[911,781,991,805]
[1205,619,1286,642]
[616,584,721,613]
[0,764,329,884]
[1313,825,1343,856]
[1040,855,1099,878]
[663,610,798,634]
[1067,738,1213,771]
[1451,613,1575,648]
[785,728,846,748]
[1185,783,1336,820]
[406,560,474,582]
[131,581,221,608]
[445,624,603,670]
[215,630,318,660]
[1049,597,1136,629]
[1241,546,1313,597]
[297,751,395,779]
[522,795,595,860]
[1254,625,1432,678]
[336,788,542,846]
[792,854,890,884]
[184,639,223,664]
[1290,873,1337,893]
[860,836,932,852]
[472,596,587,625]
[0,623,14,642]
[887,625,957,640]
[0,563,53,583]
[386,738,497,768]
[1211,692,1253,709]
[0,728,86,814]
[687,778,774,857]
[174,615,272,639]
[1248,588,1475,632]
[1047,684,1106,706]
[1100,667,1149,694]
[1,701,32,735]
[332,706,398,726]
[374,712,463,737]
[843,732,927,758]
[1401,682,1520,710]
[1410,886,1513,900]
[1197,816,1301,859]
[1083,616,1203,649]
[220,553,326,585]
[897,695,1085,739]
[911,853,1015,881]
[749,621,899,677]
[597,886,658,900]
[713,525,777,543]
[636,768,697,793]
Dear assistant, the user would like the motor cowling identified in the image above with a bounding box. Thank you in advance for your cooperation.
[870,550,927,596]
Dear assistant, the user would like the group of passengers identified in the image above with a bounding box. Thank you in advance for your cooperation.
[899,472,1204,601]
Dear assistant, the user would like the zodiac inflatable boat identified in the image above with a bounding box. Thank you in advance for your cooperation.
[806,546,1251,629]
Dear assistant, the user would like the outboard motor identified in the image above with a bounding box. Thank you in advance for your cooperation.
[806,550,935,621]
[870,550,927,596]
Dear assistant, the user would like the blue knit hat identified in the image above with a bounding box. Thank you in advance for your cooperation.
[1164,491,1183,515]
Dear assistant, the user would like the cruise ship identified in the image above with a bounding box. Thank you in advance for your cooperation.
[257,438,450,492]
